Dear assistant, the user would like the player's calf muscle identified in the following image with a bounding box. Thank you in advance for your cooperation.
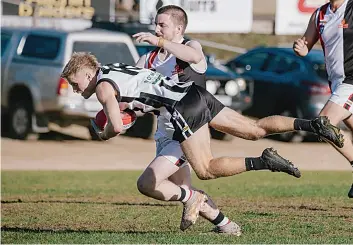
[256,115,295,136]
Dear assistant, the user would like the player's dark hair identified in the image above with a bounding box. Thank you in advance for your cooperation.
[157,5,188,33]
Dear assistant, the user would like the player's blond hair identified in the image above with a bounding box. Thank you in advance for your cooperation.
[157,5,188,33]
[61,52,100,80]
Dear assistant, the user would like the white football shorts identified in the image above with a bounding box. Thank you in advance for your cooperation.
[155,137,188,168]
[329,83,353,113]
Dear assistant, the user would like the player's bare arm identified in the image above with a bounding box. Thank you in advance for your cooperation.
[96,81,124,139]
[163,39,204,64]
[293,11,319,57]
[133,32,203,64]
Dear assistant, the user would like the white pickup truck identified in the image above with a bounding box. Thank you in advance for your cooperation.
[1,27,139,139]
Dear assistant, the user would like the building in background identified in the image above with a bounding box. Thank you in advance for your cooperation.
[139,0,253,33]
[0,0,115,30]
[1,0,325,35]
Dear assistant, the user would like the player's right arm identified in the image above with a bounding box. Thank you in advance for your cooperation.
[96,81,124,139]
[293,10,320,57]
[135,54,147,68]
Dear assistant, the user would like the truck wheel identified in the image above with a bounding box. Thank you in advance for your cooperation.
[8,101,32,140]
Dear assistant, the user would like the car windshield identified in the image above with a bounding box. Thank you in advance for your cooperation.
[73,41,135,65]
[135,44,156,56]
[1,32,11,57]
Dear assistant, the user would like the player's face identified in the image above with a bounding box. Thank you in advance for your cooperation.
[155,13,180,41]
[68,69,93,97]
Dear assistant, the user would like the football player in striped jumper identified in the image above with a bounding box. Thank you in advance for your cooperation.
[61,52,344,231]
[293,0,353,198]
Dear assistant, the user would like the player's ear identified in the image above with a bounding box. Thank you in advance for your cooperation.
[86,72,92,81]
[177,25,183,34]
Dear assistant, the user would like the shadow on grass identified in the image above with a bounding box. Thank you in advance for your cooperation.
[1,199,177,207]
[36,131,87,141]
[1,130,87,141]
[1,226,163,235]
[2,200,352,210]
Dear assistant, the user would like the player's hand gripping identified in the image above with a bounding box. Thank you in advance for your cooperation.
[90,109,108,141]
[293,37,309,57]
[133,32,159,46]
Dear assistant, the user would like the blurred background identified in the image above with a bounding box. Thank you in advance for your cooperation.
[2,0,343,144]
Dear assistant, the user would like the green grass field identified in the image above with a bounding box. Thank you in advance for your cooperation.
[1,171,352,244]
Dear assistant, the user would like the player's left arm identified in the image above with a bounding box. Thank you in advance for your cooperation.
[96,81,124,139]
[133,32,204,64]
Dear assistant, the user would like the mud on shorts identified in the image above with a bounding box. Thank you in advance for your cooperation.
[169,84,225,143]
[156,137,188,168]
[329,82,353,113]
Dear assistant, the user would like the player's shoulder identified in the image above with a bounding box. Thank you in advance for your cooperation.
[101,63,126,70]
[184,39,202,47]
[317,2,330,12]
[311,2,330,21]
[95,79,117,103]
[101,63,144,74]
[98,64,122,83]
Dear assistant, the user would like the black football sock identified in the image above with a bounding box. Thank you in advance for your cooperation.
[245,157,268,171]
[211,212,230,227]
[294,118,313,132]
[178,187,193,203]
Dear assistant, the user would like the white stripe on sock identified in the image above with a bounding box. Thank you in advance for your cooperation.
[181,190,193,203]
[217,217,230,227]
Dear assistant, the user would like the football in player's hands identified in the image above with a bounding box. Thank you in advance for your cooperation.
[94,109,108,130]
[89,109,107,141]
[92,109,137,131]
[120,109,137,130]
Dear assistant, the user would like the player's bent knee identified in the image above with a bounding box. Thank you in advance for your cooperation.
[252,121,269,140]
[194,167,216,180]
[248,133,263,141]
[136,175,155,196]
[136,176,146,195]
[247,127,265,141]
